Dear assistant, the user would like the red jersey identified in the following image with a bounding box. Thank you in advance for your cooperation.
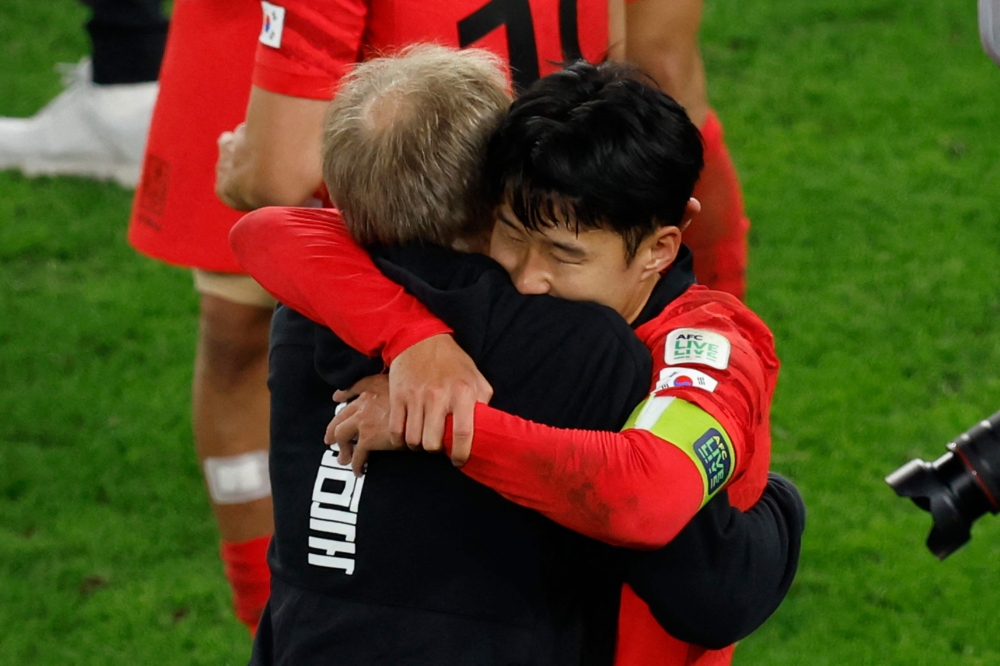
[254,0,610,99]
[128,0,261,272]
[229,207,779,666]
[129,0,609,272]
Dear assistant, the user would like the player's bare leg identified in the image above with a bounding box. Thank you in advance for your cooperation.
[192,294,274,633]
[625,0,749,299]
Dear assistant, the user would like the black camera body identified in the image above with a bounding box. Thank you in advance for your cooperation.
[886,411,1000,559]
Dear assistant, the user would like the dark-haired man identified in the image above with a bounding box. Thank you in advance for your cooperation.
[234,49,801,664]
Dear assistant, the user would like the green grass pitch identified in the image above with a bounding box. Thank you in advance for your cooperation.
[2,0,1000,664]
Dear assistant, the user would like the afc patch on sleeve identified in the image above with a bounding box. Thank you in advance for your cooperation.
[259,1,286,48]
[665,328,731,369]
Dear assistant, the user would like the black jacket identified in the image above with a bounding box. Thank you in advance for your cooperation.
[250,245,803,666]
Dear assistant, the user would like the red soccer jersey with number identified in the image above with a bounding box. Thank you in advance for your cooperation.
[254,0,610,99]
[129,0,609,272]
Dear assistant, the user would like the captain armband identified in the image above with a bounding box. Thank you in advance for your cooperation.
[623,396,736,507]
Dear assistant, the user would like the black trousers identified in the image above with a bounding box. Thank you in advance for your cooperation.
[81,0,168,84]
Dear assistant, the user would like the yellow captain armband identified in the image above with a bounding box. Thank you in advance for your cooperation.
[622,396,736,507]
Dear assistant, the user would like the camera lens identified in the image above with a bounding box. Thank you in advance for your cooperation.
[886,411,1000,559]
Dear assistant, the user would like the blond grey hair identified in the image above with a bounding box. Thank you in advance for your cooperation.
[322,45,511,246]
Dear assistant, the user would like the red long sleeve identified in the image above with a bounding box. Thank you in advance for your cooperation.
[230,207,451,363]
[448,404,706,550]
[442,286,778,551]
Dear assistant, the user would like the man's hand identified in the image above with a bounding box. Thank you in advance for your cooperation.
[215,87,329,211]
[328,375,398,476]
[388,335,492,467]
[215,123,249,210]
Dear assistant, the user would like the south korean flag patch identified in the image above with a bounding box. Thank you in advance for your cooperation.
[665,328,731,369]
[259,1,286,48]
[656,367,719,393]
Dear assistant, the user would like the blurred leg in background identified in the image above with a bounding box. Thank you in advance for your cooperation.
[193,284,275,636]
[128,0,273,635]
[625,0,750,300]
[0,0,164,187]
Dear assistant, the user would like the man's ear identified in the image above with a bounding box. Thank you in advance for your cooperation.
[641,224,683,277]
[677,197,701,233]
[637,199,700,276]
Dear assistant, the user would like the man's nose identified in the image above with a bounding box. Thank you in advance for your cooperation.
[512,251,550,295]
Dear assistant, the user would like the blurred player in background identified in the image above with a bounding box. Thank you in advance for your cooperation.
[0,0,166,187]
[215,0,751,298]
[210,0,751,500]
[127,1,270,633]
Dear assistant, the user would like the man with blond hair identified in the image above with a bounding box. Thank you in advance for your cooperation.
[235,46,802,666]
[129,4,611,628]
[319,47,507,249]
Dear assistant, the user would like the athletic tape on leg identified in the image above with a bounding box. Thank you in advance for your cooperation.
[203,451,271,504]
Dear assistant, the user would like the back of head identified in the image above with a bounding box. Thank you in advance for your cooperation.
[323,45,511,246]
[486,60,704,259]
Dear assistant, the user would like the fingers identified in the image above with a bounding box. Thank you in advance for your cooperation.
[475,376,494,404]
[404,402,425,451]
[325,400,358,445]
[331,407,359,468]
[386,335,489,454]
[387,371,425,450]
[325,417,337,447]
[421,394,448,453]
[388,392,406,450]
[328,385,396,475]
[333,388,357,403]
[337,439,355,468]
[325,411,339,445]
[352,444,370,478]
[331,400,361,453]
[450,393,476,467]
[332,415,360,454]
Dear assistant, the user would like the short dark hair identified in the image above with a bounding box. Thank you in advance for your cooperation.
[485,60,704,259]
